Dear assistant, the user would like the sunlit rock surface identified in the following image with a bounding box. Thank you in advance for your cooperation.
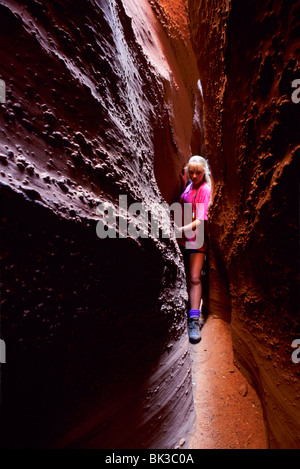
[189,0,300,448]
[0,0,200,448]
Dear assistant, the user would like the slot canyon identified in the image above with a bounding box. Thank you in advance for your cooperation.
[0,0,299,450]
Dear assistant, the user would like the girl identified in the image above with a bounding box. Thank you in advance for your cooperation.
[177,156,211,343]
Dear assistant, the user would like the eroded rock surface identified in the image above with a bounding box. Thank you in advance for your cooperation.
[0,0,200,448]
[189,0,300,448]
[1,0,298,450]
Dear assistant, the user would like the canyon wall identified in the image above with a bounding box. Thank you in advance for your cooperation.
[0,0,200,448]
[1,0,298,450]
[188,0,300,448]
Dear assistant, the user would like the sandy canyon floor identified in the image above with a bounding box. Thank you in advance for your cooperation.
[188,315,267,449]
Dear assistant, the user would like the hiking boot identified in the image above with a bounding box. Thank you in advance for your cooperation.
[188,317,201,343]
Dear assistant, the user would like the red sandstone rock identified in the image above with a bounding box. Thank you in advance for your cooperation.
[0,0,298,450]
[188,0,300,449]
[0,0,198,449]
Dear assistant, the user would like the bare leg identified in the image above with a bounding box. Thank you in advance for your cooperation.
[188,252,205,311]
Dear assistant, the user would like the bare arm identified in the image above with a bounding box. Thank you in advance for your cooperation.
[177,218,202,235]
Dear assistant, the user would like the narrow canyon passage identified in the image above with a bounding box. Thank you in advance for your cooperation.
[188,316,267,449]
[0,0,299,450]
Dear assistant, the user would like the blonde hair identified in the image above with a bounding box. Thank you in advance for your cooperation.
[187,155,211,186]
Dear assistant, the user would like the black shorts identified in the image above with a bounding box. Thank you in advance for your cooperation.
[179,245,206,256]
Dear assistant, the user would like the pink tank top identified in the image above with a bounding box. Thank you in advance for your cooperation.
[178,181,211,250]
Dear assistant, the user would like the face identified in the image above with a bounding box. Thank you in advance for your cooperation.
[188,164,205,185]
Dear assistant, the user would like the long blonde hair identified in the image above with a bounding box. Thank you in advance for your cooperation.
[186,155,211,186]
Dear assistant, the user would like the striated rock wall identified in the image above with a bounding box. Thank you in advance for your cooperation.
[189,0,300,448]
[0,0,200,448]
